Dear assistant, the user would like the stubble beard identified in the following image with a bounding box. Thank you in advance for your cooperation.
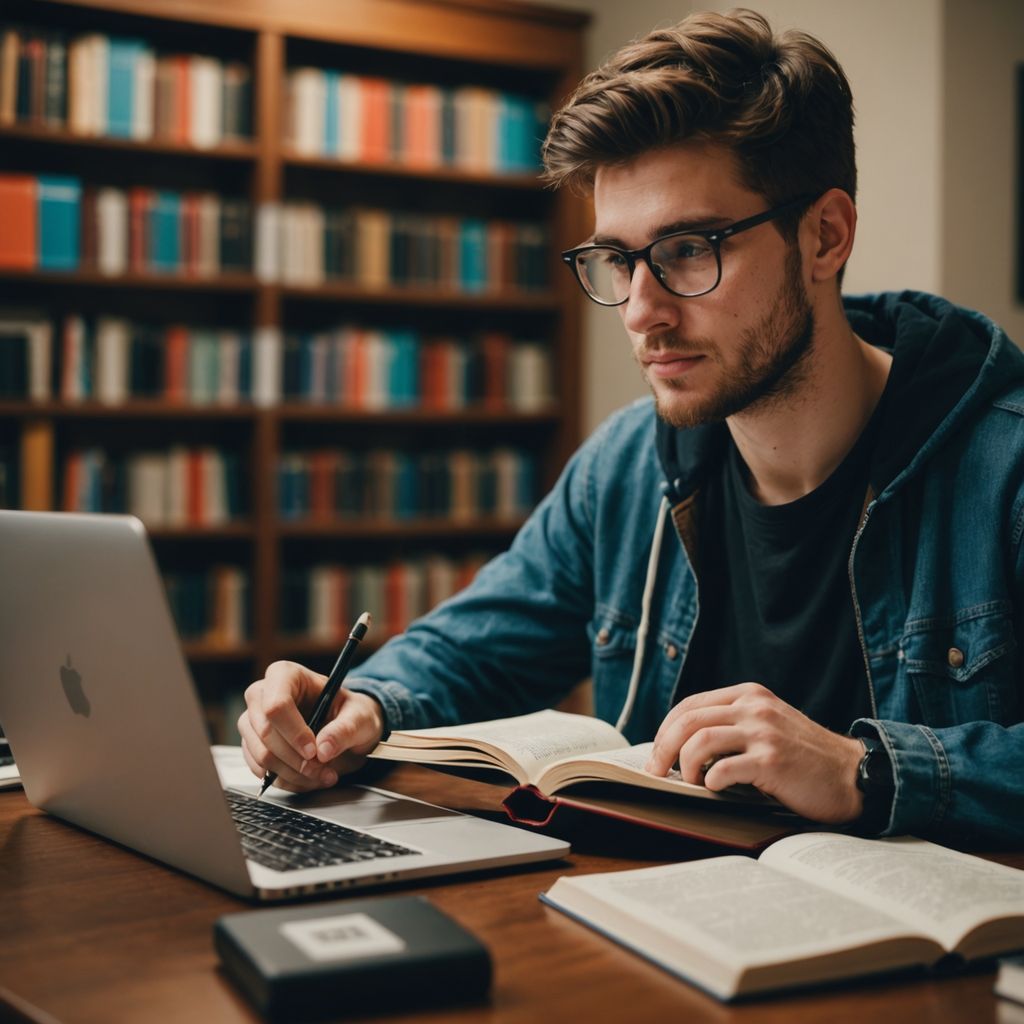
[642,247,816,430]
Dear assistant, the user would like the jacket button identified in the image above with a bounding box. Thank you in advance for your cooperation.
[596,628,611,647]
[665,643,679,660]
[947,647,965,668]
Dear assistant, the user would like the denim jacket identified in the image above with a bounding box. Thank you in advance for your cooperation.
[349,292,1024,844]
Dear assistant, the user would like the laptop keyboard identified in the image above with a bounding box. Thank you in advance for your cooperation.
[226,790,421,873]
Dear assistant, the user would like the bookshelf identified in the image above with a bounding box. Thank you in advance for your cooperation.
[0,0,588,739]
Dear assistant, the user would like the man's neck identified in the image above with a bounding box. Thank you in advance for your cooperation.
[727,313,893,507]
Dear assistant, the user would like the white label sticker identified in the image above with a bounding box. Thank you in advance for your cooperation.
[280,913,407,962]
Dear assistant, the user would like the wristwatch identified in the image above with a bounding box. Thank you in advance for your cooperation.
[855,735,895,834]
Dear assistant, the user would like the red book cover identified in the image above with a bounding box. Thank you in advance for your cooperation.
[420,339,447,411]
[187,448,204,525]
[128,188,149,273]
[173,55,190,143]
[480,332,508,410]
[385,562,406,638]
[403,84,430,167]
[62,452,81,512]
[0,174,37,269]
[79,184,97,270]
[164,325,188,403]
[360,78,391,163]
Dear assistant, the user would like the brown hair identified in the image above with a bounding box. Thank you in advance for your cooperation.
[543,8,856,235]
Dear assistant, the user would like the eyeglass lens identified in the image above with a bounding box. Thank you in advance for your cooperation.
[575,233,719,304]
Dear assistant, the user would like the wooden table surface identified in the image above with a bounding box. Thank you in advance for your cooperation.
[1,765,1018,1024]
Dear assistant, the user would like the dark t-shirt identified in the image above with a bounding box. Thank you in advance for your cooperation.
[678,405,886,732]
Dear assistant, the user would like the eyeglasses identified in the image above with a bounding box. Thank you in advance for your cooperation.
[561,195,815,306]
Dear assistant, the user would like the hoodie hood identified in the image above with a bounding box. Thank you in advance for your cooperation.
[656,291,1024,502]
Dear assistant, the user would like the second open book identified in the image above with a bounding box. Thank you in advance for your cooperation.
[368,708,804,849]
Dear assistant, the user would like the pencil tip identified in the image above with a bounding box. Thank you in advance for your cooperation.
[358,611,372,627]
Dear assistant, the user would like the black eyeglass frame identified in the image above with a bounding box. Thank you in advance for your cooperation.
[561,194,817,306]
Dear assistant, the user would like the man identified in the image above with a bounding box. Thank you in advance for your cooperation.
[239,9,1024,842]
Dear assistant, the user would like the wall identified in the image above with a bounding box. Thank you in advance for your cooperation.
[941,0,1024,342]
[560,0,1009,434]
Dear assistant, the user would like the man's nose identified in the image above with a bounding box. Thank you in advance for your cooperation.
[620,261,682,336]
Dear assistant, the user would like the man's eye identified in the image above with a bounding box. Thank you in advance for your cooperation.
[594,250,628,269]
[663,238,712,260]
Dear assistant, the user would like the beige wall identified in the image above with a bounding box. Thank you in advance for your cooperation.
[941,0,1024,342]
[561,0,1024,433]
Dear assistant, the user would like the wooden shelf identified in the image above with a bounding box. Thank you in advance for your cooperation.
[181,640,256,661]
[276,516,525,539]
[1,0,588,738]
[0,269,260,292]
[282,151,545,190]
[0,124,258,161]
[280,281,560,311]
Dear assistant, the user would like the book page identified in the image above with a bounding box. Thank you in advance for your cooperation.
[761,833,1024,951]
[372,710,628,783]
[552,856,919,970]
[535,742,769,805]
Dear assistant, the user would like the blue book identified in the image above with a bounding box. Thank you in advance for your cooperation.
[37,175,81,270]
[394,453,418,519]
[150,192,181,273]
[237,335,253,400]
[388,330,419,407]
[458,220,487,292]
[107,38,146,138]
[323,70,339,156]
[497,94,517,172]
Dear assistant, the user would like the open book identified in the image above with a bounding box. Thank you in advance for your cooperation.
[369,709,803,850]
[540,832,1024,1001]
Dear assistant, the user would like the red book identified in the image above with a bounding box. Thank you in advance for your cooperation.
[180,193,198,275]
[0,174,37,269]
[62,452,81,512]
[173,55,190,143]
[385,562,406,638]
[164,325,188,403]
[128,188,150,273]
[480,332,508,410]
[187,449,204,525]
[403,84,432,167]
[351,330,369,409]
[420,339,446,411]
[360,78,391,163]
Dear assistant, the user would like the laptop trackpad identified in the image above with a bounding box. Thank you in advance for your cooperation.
[272,785,462,828]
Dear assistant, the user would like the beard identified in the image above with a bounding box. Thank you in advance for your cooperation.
[640,245,816,430]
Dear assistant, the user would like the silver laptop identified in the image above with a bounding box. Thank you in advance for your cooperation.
[0,510,569,900]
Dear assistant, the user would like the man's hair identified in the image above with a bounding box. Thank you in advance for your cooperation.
[542,8,856,236]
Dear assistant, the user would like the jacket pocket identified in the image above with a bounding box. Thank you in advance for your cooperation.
[901,605,1019,726]
[587,607,637,721]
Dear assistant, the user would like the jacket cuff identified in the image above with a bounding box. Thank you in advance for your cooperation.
[850,717,950,835]
[345,678,428,736]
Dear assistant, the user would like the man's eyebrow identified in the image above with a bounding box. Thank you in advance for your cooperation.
[591,214,732,248]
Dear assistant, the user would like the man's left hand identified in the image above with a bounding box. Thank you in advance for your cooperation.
[645,682,865,823]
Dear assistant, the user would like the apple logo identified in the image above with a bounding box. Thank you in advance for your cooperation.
[60,655,90,717]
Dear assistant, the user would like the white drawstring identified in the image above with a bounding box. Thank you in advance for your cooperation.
[615,495,670,732]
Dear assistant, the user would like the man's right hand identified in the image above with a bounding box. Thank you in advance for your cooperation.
[237,660,385,793]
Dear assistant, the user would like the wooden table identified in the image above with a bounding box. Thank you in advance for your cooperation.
[0,767,1018,1024]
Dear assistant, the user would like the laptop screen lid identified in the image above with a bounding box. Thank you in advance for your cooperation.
[0,510,253,895]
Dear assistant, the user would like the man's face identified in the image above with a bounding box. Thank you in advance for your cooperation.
[592,143,815,429]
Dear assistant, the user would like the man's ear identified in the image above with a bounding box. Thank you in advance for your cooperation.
[804,188,856,283]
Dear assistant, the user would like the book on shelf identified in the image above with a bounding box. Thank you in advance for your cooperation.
[540,832,1024,1002]
[369,709,803,850]
[165,564,250,644]
[276,447,538,522]
[281,554,489,643]
[268,201,547,292]
[0,26,251,143]
[0,173,253,276]
[62,445,244,527]
[285,67,544,174]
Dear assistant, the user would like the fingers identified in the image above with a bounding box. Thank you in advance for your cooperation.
[315,691,386,763]
[647,703,740,776]
[656,682,772,737]
[238,661,337,793]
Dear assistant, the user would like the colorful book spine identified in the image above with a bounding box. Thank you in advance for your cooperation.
[37,175,80,270]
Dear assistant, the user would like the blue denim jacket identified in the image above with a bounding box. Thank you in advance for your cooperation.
[349,292,1024,844]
